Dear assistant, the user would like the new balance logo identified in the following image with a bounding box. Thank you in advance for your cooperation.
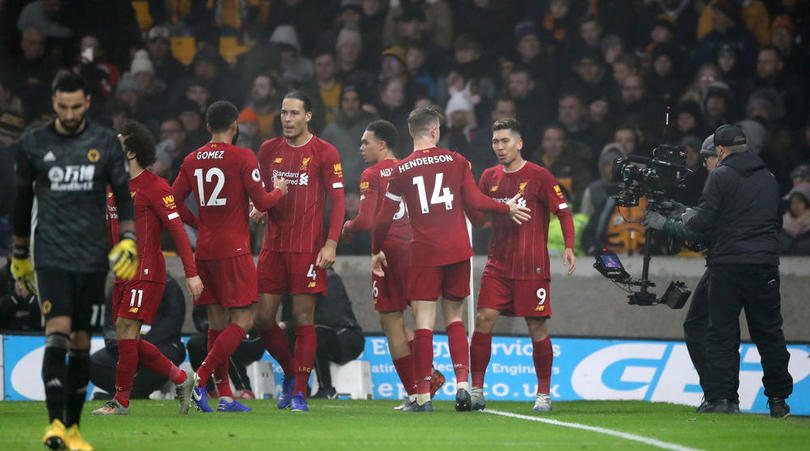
[44,151,56,162]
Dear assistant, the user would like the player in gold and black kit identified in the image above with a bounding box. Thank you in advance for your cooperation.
[12,72,138,450]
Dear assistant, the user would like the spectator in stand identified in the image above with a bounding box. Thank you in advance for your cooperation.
[183,78,211,115]
[610,53,638,102]
[530,123,592,206]
[0,258,41,331]
[176,99,209,150]
[269,24,314,84]
[562,48,612,105]
[698,0,771,45]
[444,89,478,159]
[512,21,550,85]
[185,46,239,105]
[557,92,605,160]
[744,89,795,190]
[715,44,746,96]
[127,50,169,122]
[675,101,706,139]
[600,34,624,65]
[234,24,281,94]
[0,110,24,249]
[575,14,603,56]
[383,0,454,50]
[76,34,118,100]
[639,0,698,49]
[145,25,186,89]
[786,124,810,171]
[446,34,496,107]
[321,86,378,194]
[313,49,342,125]
[580,143,622,222]
[694,0,759,70]
[12,27,56,119]
[614,74,665,146]
[0,75,24,116]
[779,183,810,255]
[678,135,709,206]
[16,0,73,39]
[702,81,737,130]
[614,124,642,157]
[742,46,806,128]
[104,98,133,132]
[405,43,436,99]
[645,44,684,106]
[375,77,409,147]
[769,15,803,77]
[156,118,193,182]
[335,28,375,99]
[468,97,515,179]
[680,63,721,105]
[507,65,550,149]
[240,73,280,141]
[540,0,577,57]
[588,96,614,137]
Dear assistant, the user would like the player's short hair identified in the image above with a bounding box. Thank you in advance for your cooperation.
[407,105,443,137]
[283,90,313,113]
[366,119,398,150]
[206,100,239,133]
[52,72,88,95]
[119,121,156,168]
[492,118,522,137]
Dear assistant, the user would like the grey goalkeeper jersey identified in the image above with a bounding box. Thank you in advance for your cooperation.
[14,120,134,272]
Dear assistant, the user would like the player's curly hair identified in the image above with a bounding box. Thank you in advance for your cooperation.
[52,71,88,95]
[119,121,156,168]
[365,120,398,151]
[206,100,240,133]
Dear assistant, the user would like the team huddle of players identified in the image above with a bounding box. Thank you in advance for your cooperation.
[13,72,576,450]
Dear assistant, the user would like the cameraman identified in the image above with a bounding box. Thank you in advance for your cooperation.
[646,125,792,417]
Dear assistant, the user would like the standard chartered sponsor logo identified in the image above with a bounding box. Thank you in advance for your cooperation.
[272,169,309,186]
[48,164,95,191]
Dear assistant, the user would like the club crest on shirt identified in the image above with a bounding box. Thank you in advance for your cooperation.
[87,149,100,162]
[300,157,311,171]
[130,191,137,198]
[129,307,139,313]
[490,185,498,192]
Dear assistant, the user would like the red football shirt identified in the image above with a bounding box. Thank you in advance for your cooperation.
[107,170,197,282]
[172,142,282,260]
[476,162,575,279]
[344,159,410,248]
[372,147,509,267]
[257,135,345,253]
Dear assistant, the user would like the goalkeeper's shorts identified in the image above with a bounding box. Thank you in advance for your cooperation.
[35,268,106,330]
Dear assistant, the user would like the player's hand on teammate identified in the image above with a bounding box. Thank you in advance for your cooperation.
[109,231,139,280]
[273,176,288,195]
[341,221,353,243]
[371,251,388,277]
[10,246,37,294]
[562,247,577,275]
[316,239,338,269]
[506,194,531,224]
[186,275,204,300]
[250,207,268,224]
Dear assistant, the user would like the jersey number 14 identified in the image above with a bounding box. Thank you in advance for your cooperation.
[412,173,454,214]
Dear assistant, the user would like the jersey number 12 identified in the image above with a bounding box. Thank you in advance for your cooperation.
[412,173,454,214]
[194,168,228,206]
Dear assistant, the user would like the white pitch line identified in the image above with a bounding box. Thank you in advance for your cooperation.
[484,409,703,451]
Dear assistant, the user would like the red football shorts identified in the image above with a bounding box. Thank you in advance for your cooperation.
[112,280,165,324]
[196,253,257,308]
[373,243,410,312]
[407,259,471,302]
[478,269,551,317]
[257,249,327,295]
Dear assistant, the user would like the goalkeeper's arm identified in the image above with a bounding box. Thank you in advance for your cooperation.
[109,220,138,280]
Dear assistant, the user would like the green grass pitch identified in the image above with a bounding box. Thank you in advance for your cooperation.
[1,399,807,450]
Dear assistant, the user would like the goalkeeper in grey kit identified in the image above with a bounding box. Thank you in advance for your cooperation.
[11,72,140,450]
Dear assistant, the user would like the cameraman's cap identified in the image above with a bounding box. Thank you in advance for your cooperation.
[700,134,717,157]
[713,124,746,147]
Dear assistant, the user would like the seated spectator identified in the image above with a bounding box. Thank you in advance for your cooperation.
[405,43,436,99]
[694,1,759,70]
[769,15,803,77]
[507,65,550,149]
[562,48,611,105]
[599,34,624,65]
[557,92,605,159]
[156,118,194,183]
[270,24,314,84]
[335,27,375,99]
[76,34,119,99]
[0,258,41,331]
[697,0,771,45]
[90,275,186,400]
[530,124,592,206]
[16,0,73,39]
[468,98,515,179]
[445,89,478,158]
[240,73,281,141]
[0,76,23,116]
[512,21,548,83]
[12,27,56,119]
[186,305,265,400]
[702,82,738,131]
[280,269,365,399]
[321,86,378,195]
[0,110,24,248]
[383,0,454,50]
[176,99,210,150]
[742,46,806,128]
[715,44,746,96]
[614,124,643,157]
[779,184,810,255]
[574,14,603,56]
[639,0,698,49]
[313,49,342,125]
[104,97,134,132]
[580,143,622,219]
[145,25,186,89]
[679,63,721,106]
[674,101,705,139]
[375,77,409,149]
[645,44,684,106]
[615,74,665,147]
[677,135,709,206]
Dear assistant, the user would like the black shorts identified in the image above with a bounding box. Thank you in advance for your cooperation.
[36,268,106,331]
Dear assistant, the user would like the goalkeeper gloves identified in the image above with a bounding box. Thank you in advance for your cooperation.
[10,246,37,294]
[109,231,138,280]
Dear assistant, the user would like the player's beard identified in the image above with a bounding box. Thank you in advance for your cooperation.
[57,114,86,135]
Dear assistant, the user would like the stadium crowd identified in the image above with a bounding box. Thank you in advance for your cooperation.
[1,0,810,257]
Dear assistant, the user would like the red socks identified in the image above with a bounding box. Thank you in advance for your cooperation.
[197,324,246,387]
[470,331,492,388]
[114,339,138,407]
[392,354,416,396]
[137,339,186,385]
[294,325,316,397]
[260,324,296,377]
[446,321,469,385]
[413,329,433,395]
[533,337,553,394]
[207,329,233,398]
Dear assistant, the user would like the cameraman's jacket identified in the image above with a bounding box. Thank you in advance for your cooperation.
[685,151,780,266]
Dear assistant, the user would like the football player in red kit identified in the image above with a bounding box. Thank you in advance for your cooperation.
[251,92,345,412]
[173,101,287,413]
[468,118,576,412]
[93,122,203,416]
[371,106,530,412]
[342,120,418,405]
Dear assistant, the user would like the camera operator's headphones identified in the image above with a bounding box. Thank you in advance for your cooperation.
[700,134,716,158]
